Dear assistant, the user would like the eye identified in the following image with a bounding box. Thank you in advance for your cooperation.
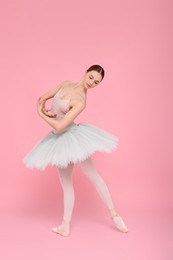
[89,76,93,79]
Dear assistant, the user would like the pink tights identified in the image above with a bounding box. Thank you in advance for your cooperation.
[57,157,115,222]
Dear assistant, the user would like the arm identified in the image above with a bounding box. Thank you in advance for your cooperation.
[37,100,86,133]
[38,80,71,103]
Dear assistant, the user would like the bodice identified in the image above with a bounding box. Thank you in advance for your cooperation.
[50,88,70,120]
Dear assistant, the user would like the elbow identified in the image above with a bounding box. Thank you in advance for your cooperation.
[54,121,72,133]
[54,123,64,133]
[54,126,61,133]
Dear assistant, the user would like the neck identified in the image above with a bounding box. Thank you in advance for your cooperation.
[75,78,87,94]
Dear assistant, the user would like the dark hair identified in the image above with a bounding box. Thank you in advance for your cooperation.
[86,64,105,80]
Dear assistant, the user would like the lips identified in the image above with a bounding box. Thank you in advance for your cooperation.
[87,83,91,88]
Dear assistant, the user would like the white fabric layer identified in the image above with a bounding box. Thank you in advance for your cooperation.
[23,122,119,170]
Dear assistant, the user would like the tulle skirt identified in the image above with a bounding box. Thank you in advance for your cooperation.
[23,122,119,170]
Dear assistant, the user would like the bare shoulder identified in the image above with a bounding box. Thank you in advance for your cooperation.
[59,80,73,87]
[54,80,73,95]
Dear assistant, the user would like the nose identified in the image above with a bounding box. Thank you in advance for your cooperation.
[89,80,94,86]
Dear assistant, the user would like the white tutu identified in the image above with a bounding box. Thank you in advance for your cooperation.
[23,122,119,170]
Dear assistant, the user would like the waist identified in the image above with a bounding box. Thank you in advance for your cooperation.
[52,122,77,134]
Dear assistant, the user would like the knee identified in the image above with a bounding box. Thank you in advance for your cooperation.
[80,159,101,183]
[58,173,73,187]
[82,169,101,184]
[61,179,73,187]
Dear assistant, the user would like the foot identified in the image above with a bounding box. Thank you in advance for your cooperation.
[52,219,70,237]
[109,208,128,233]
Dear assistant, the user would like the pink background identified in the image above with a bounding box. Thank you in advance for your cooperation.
[0,0,172,259]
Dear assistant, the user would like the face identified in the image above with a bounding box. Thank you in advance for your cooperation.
[84,70,103,89]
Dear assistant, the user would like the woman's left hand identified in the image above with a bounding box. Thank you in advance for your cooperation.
[42,108,56,118]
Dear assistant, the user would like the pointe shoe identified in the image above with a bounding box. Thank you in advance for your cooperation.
[109,208,128,233]
[52,219,70,237]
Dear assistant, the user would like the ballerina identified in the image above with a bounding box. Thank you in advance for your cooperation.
[23,64,128,236]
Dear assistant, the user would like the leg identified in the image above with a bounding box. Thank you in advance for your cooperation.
[52,163,75,237]
[80,157,115,210]
[79,157,128,233]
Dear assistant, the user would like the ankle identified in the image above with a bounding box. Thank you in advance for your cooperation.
[62,218,70,225]
[108,208,119,217]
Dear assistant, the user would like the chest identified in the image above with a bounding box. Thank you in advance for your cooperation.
[51,95,70,114]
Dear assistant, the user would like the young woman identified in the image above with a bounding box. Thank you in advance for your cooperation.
[23,65,128,237]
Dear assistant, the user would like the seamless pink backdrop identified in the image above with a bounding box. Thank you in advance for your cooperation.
[0,0,172,259]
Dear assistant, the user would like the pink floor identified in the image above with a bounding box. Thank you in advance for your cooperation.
[1,204,172,260]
